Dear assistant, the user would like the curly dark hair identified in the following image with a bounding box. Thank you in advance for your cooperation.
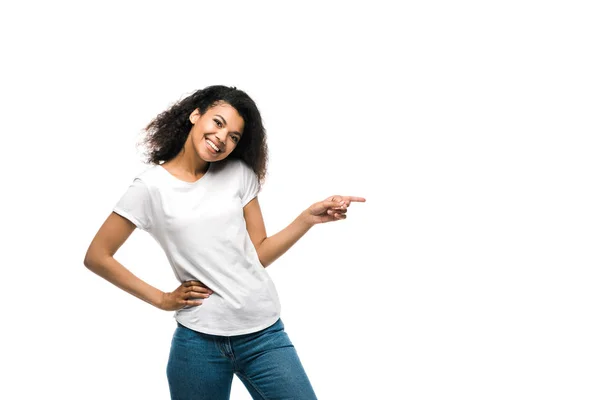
[138,85,268,188]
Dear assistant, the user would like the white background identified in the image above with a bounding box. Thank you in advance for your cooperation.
[1,1,599,399]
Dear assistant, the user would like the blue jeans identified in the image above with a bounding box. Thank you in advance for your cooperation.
[166,318,318,400]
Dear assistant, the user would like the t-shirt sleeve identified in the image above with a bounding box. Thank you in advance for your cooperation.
[240,161,260,207]
[113,178,153,231]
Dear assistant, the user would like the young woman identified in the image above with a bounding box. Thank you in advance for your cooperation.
[84,85,365,399]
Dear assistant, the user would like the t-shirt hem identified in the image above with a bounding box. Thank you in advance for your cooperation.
[241,194,258,207]
[174,314,281,337]
[113,207,147,230]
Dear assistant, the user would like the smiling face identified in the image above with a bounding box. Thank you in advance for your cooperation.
[188,102,245,162]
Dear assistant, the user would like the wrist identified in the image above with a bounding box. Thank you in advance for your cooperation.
[299,209,316,228]
[153,290,167,310]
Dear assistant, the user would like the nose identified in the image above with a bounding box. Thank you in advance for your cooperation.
[214,130,227,145]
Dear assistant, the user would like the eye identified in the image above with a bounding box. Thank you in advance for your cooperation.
[230,135,239,143]
[214,119,223,128]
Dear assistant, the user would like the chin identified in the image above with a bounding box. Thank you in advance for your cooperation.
[199,150,228,162]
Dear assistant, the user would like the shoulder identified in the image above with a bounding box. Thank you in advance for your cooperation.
[233,159,258,184]
[231,158,255,175]
[130,164,163,188]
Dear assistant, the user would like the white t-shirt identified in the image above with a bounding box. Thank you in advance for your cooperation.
[113,158,281,336]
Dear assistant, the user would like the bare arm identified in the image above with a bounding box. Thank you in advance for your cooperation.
[243,195,365,268]
[83,212,165,308]
[243,197,313,267]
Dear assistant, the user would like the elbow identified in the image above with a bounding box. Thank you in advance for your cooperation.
[83,248,92,269]
[83,246,104,271]
[83,252,95,270]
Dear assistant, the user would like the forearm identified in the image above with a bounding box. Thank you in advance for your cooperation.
[257,210,314,267]
[84,255,164,308]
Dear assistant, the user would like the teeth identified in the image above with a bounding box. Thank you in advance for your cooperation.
[207,139,220,152]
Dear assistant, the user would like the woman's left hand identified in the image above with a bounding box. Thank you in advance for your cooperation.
[302,195,366,226]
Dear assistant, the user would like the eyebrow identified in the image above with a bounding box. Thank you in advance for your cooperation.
[215,114,242,137]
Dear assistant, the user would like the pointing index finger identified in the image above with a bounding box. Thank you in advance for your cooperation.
[345,196,366,203]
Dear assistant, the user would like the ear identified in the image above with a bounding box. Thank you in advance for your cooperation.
[189,108,201,124]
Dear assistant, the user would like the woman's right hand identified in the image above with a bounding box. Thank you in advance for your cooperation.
[159,280,214,311]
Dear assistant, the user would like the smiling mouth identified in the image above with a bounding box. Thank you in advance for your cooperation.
[206,139,222,153]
